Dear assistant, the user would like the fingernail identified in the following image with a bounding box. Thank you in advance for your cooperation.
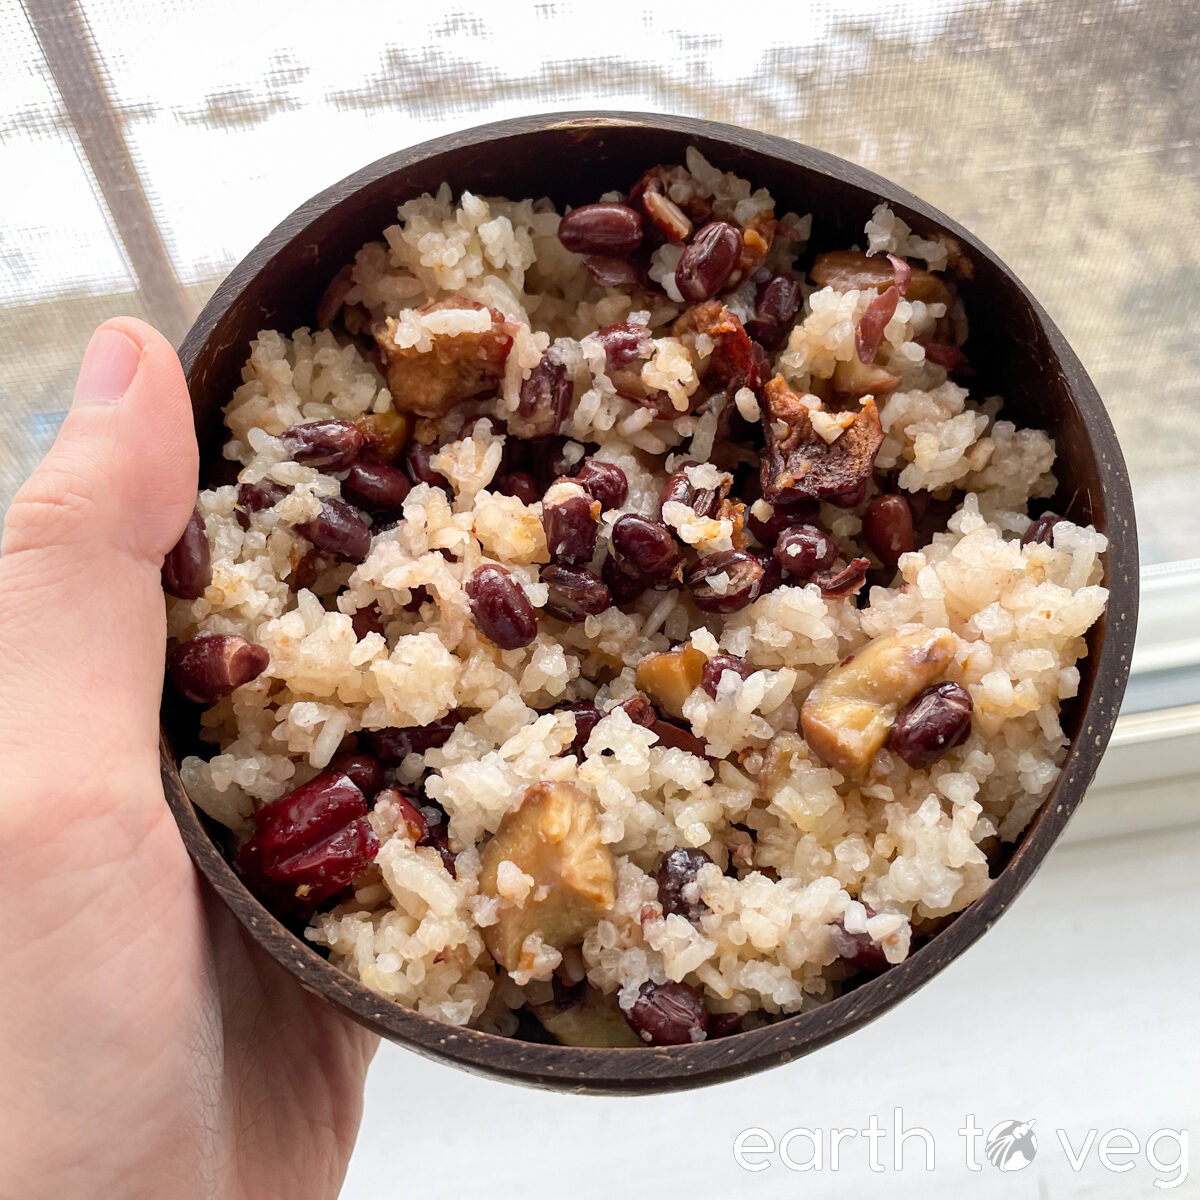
[75,326,142,407]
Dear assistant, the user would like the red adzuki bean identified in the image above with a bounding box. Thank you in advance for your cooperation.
[601,552,647,606]
[675,221,741,301]
[1022,511,1064,547]
[362,713,461,765]
[700,654,753,697]
[235,481,287,530]
[540,564,611,623]
[746,497,818,546]
[404,440,451,492]
[626,980,709,1045]
[573,459,628,510]
[862,494,915,567]
[659,461,728,519]
[685,550,764,614]
[517,351,572,436]
[887,681,973,768]
[168,633,268,703]
[773,524,837,580]
[377,785,429,842]
[542,479,599,565]
[465,565,538,650]
[297,498,371,563]
[327,753,385,798]
[564,701,602,756]
[264,817,378,904]
[557,203,643,256]
[235,768,378,906]
[340,461,411,515]
[593,321,651,369]
[656,847,713,923]
[350,603,387,641]
[162,506,212,599]
[494,472,540,504]
[280,420,364,471]
[609,514,681,587]
[581,255,643,288]
[830,917,891,974]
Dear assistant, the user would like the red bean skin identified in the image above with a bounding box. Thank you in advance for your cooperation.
[168,633,269,703]
[376,785,429,842]
[162,506,212,600]
[756,272,802,324]
[582,255,643,288]
[465,565,538,650]
[659,461,727,519]
[745,273,802,348]
[813,557,871,599]
[619,694,656,728]
[424,820,457,876]
[564,701,602,756]
[350,604,387,641]
[649,717,708,760]
[557,203,643,256]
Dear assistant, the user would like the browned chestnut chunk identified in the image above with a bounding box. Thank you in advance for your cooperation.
[759,374,883,503]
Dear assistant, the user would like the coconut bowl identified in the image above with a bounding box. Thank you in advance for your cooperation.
[160,111,1138,1094]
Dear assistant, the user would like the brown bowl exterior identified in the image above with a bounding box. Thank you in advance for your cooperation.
[161,111,1138,1094]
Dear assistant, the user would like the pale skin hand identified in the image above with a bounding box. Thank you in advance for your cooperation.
[0,319,376,1200]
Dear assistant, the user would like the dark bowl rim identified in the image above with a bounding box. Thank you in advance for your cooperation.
[164,109,1139,1095]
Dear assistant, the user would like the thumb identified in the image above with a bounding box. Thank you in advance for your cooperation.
[0,317,198,787]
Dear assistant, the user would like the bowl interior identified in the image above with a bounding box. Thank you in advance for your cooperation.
[164,112,1137,1093]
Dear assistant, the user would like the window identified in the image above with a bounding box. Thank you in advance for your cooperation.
[6,0,1195,749]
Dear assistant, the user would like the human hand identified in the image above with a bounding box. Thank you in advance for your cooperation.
[0,320,377,1200]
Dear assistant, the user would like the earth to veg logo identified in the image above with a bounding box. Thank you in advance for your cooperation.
[984,1119,1038,1171]
[732,1108,1188,1188]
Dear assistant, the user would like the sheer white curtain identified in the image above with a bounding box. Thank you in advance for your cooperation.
[3,0,1198,568]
